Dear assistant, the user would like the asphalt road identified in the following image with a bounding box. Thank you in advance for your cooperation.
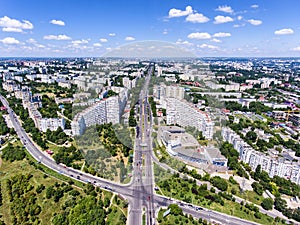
[127,65,156,225]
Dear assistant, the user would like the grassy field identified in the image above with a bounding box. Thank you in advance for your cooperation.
[226,180,265,206]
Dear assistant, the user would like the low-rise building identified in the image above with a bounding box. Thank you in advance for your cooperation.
[159,126,207,163]
[39,118,65,132]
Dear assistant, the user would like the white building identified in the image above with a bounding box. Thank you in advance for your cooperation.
[222,127,300,185]
[166,98,214,140]
[71,95,126,136]
[165,85,185,100]
[153,84,185,101]
[39,118,65,132]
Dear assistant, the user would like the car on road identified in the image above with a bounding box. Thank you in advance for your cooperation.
[46,150,53,155]
[104,185,114,191]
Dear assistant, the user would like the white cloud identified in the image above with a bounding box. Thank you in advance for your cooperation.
[0,16,33,32]
[0,37,20,44]
[99,38,108,42]
[43,34,71,40]
[199,44,219,49]
[214,15,234,24]
[251,4,259,8]
[52,49,62,53]
[274,28,294,35]
[292,46,300,51]
[237,16,243,21]
[25,38,46,49]
[168,6,193,18]
[248,19,262,26]
[233,24,245,28]
[2,27,23,32]
[93,43,102,47]
[125,36,135,41]
[36,44,45,48]
[163,29,168,35]
[186,13,209,23]
[109,33,116,36]
[213,32,231,38]
[72,39,89,45]
[215,5,234,14]
[50,19,65,26]
[26,38,36,43]
[187,32,211,39]
[176,39,193,46]
[211,38,222,43]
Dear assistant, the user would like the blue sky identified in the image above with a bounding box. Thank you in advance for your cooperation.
[0,0,300,57]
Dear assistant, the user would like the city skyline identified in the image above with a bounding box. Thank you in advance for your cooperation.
[0,0,300,57]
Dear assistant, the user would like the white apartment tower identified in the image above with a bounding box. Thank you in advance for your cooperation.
[166,98,214,140]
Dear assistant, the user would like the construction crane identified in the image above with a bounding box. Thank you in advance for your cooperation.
[285,110,300,122]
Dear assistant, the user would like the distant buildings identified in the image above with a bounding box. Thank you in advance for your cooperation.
[23,91,65,132]
[288,114,300,126]
[1,81,65,133]
[122,77,137,89]
[153,83,185,100]
[222,127,300,185]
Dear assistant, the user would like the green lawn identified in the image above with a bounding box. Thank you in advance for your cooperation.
[226,181,265,206]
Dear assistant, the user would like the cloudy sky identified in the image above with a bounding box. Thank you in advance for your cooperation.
[0,0,300,57]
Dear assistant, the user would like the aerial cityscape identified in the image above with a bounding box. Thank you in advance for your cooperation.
[0,1,300,225]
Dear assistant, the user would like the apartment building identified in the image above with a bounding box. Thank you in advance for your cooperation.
[222,127,300,185]
[153,84,185,100]
[166,98,214,140]
[39,118,65,132]
[122,77,137,89]
[2,80,19,92]
[71,95,125,136]
[289,114,300,126]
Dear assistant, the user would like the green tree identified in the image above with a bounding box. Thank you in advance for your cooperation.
[261,198,274,210]
[245,131,257,142]
[210,176,228,191]
[168,204,183,216]
[251,182,263,195]
[2,144,25,162]
[254,165,261,181]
